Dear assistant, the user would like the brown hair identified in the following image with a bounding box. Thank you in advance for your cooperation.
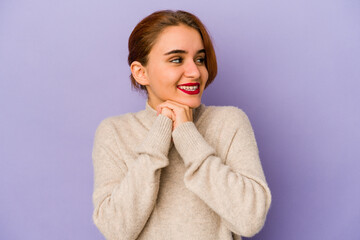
[128,10,217,95]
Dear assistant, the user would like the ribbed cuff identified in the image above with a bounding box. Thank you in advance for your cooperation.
[135,114,173,158]
[172,121,215,168]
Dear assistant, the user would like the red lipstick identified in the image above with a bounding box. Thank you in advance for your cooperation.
[177,83,200,95]
[177,83,199,86]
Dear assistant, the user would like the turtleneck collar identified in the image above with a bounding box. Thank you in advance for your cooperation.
[138,99,205,130]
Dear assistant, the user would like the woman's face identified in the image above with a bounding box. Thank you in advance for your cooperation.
[144,24,208,109]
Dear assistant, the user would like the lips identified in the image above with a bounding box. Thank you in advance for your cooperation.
[177,82,200,87]
[177,83,200,95]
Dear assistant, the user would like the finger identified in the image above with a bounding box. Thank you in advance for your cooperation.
[156,105,169,115]
[157,101,179,114]
[165,101,192,119]
[156,106,175,122]
[160,101,191,114]
[159,101,194,124]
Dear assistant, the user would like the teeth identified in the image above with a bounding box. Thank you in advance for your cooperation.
[178,85,199,91]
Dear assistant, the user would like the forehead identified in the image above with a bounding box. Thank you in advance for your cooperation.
[152,25,204,53]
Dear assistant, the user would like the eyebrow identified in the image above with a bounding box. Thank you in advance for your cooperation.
[164,49,206,55]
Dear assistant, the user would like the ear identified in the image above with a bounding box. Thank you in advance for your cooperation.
[130,61,149,86]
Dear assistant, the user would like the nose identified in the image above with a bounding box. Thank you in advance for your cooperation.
[183,60,201,79]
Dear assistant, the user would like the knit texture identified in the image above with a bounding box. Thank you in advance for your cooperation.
[92,100,272,240]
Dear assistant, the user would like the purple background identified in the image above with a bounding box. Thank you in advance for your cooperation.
[1,0,359,239]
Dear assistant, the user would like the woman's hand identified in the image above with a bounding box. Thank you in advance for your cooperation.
[156,100,193,131]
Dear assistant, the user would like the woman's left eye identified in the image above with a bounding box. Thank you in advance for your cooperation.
[196,57,205,64]
[170,58,182,63]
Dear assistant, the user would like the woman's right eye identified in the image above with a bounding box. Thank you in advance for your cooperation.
[170,57,182,63]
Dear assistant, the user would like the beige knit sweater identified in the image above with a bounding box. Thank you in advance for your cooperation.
[92,100,272,240]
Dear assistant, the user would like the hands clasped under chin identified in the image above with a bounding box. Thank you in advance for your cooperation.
[156,100,193,131]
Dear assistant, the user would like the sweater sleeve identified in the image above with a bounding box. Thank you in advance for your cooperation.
[171,108,272,238]
[92,114,173,240]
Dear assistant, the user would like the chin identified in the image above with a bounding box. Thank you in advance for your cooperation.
[180,99,202,109]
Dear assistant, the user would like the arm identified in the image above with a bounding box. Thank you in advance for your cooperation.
[92,114,173,240]
[171,108,272,237]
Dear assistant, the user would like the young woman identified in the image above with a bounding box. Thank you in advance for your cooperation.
[92,10,272,240]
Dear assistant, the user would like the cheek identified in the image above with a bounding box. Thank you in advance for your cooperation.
[150,63,178,80]
[152,68,180,91]
[148,64,163,79]
[201,68,209,81]
[163,68,183,86]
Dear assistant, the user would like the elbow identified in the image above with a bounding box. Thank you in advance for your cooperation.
[92,211,101,232]
[238,215,267,237]
[232,185,272,237]
[92,200,137,240]
[92,208,111,239]
[230,211,269,238]
[245,193,272,236]
[92,202,120,240]
[92,209,103,231]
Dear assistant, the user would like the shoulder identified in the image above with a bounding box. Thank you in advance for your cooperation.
[201,104,251,128]
[95,112,131,128]
[94,112,136,138]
